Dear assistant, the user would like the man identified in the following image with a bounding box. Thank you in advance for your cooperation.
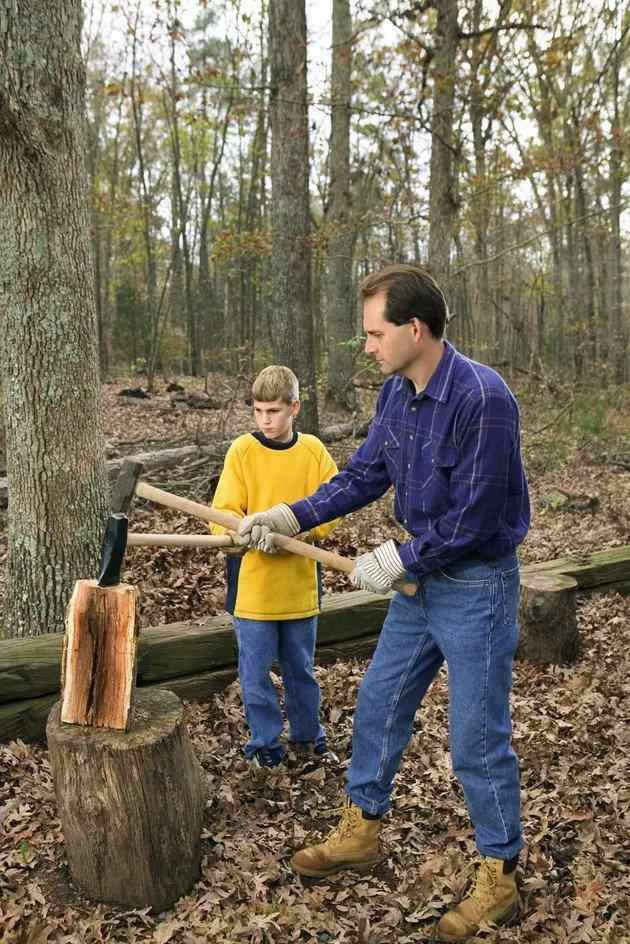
[238,263,530,942]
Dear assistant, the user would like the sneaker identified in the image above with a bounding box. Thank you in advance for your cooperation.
[289,739,340,765]
[249,747,285,769]
[290,798,382,878]
[433,855,520,942]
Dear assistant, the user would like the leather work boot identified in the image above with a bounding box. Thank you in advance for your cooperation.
[290,799,382,878]
[434,856,520,942]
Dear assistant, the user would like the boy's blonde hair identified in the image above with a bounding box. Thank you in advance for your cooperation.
[251,365,300,404]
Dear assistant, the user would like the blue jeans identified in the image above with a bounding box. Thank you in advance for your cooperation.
[347,553,523,860]
[233,616,325,760]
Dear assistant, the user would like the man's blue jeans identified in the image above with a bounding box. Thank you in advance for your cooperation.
[347,553,523,860]
[233,616,325,760]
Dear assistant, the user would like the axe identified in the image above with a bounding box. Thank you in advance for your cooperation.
[133,476,417,597]
[96,460,144,586]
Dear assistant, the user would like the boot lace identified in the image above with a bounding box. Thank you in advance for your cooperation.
[468,859,498,909]
[324,803,362,847]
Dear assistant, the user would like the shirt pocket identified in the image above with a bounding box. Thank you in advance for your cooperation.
[431,443,459,495]
[378,423,402,479]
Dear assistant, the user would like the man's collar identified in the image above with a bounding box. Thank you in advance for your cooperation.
[399,340,457,403]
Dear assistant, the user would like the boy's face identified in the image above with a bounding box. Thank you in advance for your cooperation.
[253,398,300,442]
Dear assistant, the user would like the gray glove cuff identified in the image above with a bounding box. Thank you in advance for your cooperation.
[373,539,406,581]
[275,503,301,537]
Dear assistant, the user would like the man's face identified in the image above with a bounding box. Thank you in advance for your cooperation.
[253,398,299,442]
[363,291,422,378]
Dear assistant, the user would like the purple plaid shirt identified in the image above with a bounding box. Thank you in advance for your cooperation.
[291,341,530,577]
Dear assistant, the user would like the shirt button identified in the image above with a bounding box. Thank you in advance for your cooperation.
[408,463,411,469]
[409,434,413,440]
[411,406,416,412]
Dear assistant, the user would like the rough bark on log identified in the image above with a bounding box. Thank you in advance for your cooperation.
[47,689,206,912]
[61,581,137,729]
[518,573,579,664]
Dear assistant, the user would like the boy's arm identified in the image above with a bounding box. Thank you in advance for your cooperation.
[209,443,247,539]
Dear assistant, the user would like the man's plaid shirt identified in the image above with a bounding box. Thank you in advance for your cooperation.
[292,341,530,577]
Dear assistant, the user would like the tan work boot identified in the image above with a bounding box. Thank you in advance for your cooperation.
[434,856,520,942]
[290,799,382,878]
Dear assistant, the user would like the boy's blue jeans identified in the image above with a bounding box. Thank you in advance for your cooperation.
[347,553,523,860]
[233,616,325,760]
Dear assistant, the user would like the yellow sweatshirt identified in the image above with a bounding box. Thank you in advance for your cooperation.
[210,431,338,620]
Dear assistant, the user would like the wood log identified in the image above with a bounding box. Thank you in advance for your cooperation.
[0,590,389,706]
[518,573,579,664]
[47,689,206,912]
[60,580,137,730]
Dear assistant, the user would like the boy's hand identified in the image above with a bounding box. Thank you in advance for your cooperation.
[223,534,248,557]
[350,540,406,594]
[237,503,301,551]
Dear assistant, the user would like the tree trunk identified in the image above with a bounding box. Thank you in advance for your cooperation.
[0,0,109,638]
[518,573,578,665]
[269,0,319,434]
[427,0,459,287]
[47,688,206,911]
[325,0,356,411]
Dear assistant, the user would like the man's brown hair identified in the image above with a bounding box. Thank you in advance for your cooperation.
[360,263,449,338]
[252,365,299,404]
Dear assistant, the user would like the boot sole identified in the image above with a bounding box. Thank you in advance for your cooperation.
[430,900,521,942]
[290,855,382,878]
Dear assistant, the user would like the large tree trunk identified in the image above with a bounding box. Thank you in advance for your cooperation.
[269,0,319,434]
[0,1,109,638]
[325,0,356,412]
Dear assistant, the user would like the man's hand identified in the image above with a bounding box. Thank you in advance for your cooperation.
[237,502,300,553]
[350,539,406,594]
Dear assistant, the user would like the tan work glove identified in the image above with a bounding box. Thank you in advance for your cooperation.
[223,533,248,557]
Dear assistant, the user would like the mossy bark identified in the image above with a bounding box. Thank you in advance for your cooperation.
[0,1,108,637]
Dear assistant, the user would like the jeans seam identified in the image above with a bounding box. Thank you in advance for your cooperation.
[374,629,430,790]
[482,578,510,846]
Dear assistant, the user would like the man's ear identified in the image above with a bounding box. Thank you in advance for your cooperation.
[409,317,425,342]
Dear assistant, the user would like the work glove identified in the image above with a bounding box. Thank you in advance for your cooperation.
[223,534,248,557]
[237,502,301,553]
[350,539,406,594]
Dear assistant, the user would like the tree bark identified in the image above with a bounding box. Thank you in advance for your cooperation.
[325,0,356,411]
[269,0,319,434]
[427,0,459,287]
[0,0,109,638]
[47,688,206,911]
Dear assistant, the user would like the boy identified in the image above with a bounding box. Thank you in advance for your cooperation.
[211,365,338,768]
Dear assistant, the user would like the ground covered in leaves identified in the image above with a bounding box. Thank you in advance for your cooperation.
[1,372,630,942]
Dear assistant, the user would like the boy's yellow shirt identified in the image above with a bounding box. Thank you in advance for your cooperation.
[210,432,339,620]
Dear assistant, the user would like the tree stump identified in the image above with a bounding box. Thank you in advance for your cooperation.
[47,688,206,912]
[518,573,579,664]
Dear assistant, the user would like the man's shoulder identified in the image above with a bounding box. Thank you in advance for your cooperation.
[451,350,515,401]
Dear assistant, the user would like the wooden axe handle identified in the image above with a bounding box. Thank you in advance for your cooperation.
[135,480,417,597]
[128,532,234,548]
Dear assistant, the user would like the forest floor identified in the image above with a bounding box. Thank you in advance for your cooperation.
[1,371,630,943]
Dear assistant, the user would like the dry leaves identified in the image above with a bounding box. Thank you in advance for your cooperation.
[1,375,630,942]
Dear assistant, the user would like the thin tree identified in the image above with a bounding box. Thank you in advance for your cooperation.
[0,0,109,637]
[268,0,319,433]
[325,0,356,412]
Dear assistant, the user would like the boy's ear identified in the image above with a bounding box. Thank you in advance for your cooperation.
[291,400,301,417]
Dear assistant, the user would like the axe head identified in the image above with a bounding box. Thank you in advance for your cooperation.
[97,513,129,587]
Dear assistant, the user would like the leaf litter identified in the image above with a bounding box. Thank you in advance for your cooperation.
[1,375,630,942]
